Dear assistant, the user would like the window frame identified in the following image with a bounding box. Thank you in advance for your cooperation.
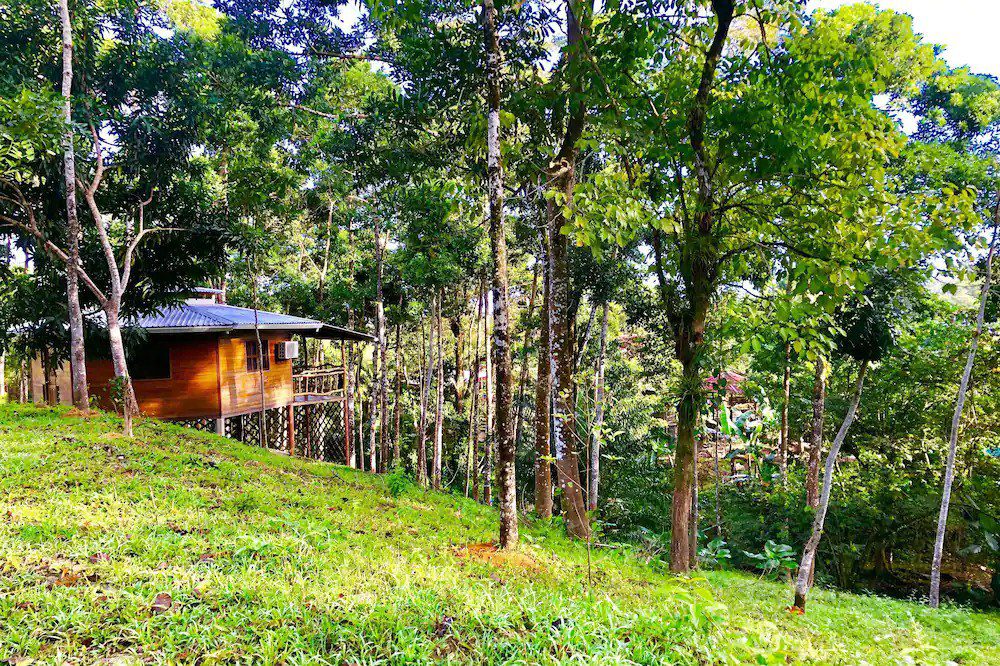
[245,339,270,372]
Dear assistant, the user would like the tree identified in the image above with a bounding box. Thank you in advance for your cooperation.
[793,286,897,612]
[482,0,517,548]
[57,0,88,411]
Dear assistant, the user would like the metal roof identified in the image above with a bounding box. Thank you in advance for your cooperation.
[129,303,374,341]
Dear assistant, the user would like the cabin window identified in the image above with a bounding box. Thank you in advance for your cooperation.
[245,340,270,372]
[130,341,171,380]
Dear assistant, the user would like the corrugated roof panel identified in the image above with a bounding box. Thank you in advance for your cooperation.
[131,304,325,331]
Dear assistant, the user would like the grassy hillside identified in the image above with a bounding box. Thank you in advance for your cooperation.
[1,404,997,665]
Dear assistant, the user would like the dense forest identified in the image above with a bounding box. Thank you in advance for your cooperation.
[2,0,999,618]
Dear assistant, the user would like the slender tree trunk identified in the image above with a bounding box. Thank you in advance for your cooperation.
[433,291,445,489]
[367,341,378,472]
[714,405,722,538]
[58,0,89,412]
[930,213,998,608]
[514,259,539,450]
[534,227,553,519]
[374,217,389,472]
[104,305,137,437]
[574,301,597,370]
[249,259,267,449]
[467,285,484,498]
[393,319,402,468]
[483,0,517,546]
[780,340,791,482]
[793,360,870,612]
[417,311,430,486]
[587,301,609,512]
[805,357,826,589]
[689,429,700,568]
[345,219,356,468]
[483,290,494,505]
[807,357,826,509]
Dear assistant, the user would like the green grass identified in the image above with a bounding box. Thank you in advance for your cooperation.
[0,404,997,664]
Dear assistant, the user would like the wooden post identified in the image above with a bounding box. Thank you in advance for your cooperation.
[215,415,225,436]
[287,404,296,456]
[305,405,313,459]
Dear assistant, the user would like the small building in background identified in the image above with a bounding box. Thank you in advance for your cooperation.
[29,290,371,462]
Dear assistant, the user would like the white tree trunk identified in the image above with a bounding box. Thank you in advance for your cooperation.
[104,304,137,437]
[433,291,445,489]
[58,0,89,411]
[930,214,998,608]
[587,301,609,512]
[793,360,870,612]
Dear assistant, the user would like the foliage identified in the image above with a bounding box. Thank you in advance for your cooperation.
[699,537,732,569]
[743,540,797,578]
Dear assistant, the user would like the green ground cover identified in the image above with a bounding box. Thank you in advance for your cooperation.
[1,404,997,664]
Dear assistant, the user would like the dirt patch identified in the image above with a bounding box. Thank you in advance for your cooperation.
[453,543,544,573]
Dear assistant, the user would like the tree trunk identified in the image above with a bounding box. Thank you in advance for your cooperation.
[547,164,589,540]
[587,301,609,512]
[483,0,517,547]
[483,290,494,505]
[514,259,539,451]
[367,340,378,472]
[779,340,791,482]
[58,0,89,412]
[417,311,431,486]
[433,291,445,489]
[345,219,356,468]
[670,299,709,572]
[930,213,998,608]
[374,217,389,472]
[714,405,722,537]
[104,304,137,437]
[533,226,554,519]
[667,0,734,572]
[793,360,870,612]
[805,356,826,588]
[807,357,826,509]
[393,318,402,468]
[467,285,484,499]
[689,429,700,568]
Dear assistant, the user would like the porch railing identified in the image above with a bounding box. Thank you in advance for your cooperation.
[293,366,346,400]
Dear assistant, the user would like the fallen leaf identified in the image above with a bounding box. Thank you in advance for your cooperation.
[434,615,454,638]
[89,552,111,563]
[52,571,82,587]
[150,592,173,614]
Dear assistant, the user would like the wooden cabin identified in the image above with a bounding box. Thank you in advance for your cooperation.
[29,291,371,461]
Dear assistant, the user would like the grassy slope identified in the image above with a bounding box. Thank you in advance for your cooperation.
[0,405,997,665]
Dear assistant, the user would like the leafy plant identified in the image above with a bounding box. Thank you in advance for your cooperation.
[744,541,797,578]
[386,465,412,498]
[699,537,733,569]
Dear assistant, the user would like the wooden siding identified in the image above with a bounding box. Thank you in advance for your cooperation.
[29,330,298,420]
[86,335,222,419]
[217,332,294,417]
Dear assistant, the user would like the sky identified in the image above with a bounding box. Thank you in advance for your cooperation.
[808,0,1000,78]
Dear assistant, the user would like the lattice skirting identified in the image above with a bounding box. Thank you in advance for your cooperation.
[293,402,348,464]
[169,417,217,432]
[171,404,346,463]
